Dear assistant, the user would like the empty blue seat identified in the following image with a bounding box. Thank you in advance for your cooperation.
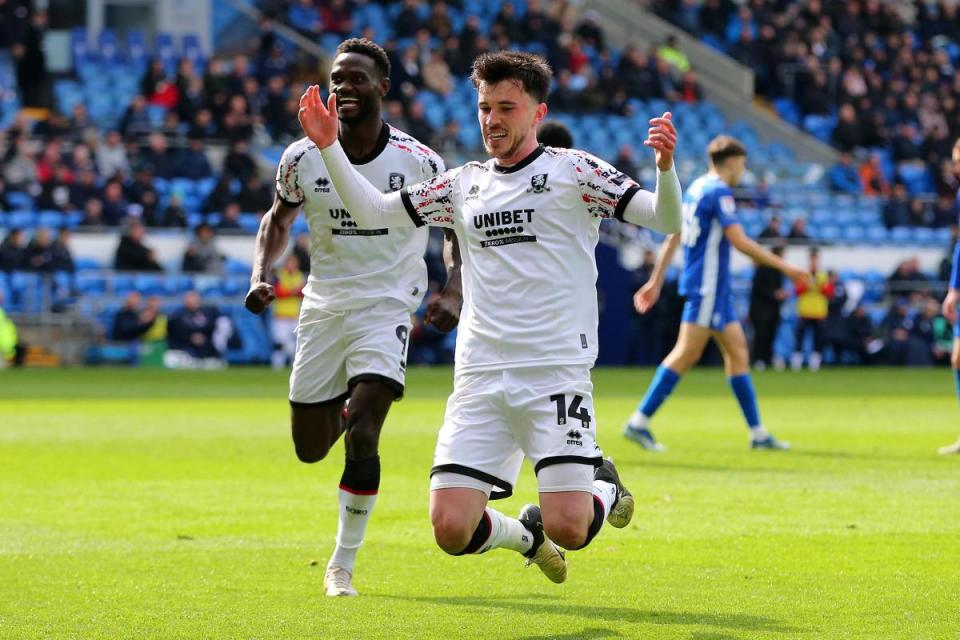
[37,210,65,229]
[76,272,107,295]
[6,191,33,210]
[7,211,37,229]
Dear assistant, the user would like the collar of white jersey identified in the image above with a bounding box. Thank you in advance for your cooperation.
[341,121,391,166]
[493,144,545,174]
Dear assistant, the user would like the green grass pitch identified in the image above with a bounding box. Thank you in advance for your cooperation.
[1,367,958,639]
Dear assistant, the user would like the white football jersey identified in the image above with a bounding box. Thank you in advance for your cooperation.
[400,145,641,373]
[276,123,444,311]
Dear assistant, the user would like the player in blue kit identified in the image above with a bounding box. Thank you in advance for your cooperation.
[624,135,808,451]
[938,138,960,455]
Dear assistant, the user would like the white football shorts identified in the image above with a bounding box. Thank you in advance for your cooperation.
[430,365,603,499]
[288,298,412,405]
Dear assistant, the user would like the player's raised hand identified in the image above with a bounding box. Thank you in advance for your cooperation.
[644,112,677,172]
[634,281,661,315]
[425,293,462,332]
[244,281,276,315]
[943,289,959,323]
[298,84,339,149]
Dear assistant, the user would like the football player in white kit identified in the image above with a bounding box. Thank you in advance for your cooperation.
[245,39,459,597]
[297,51,682,582]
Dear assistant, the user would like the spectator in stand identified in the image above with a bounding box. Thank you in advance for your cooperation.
[612,145,640,184]
[100,180,130,226]
[758,215,783,242]
[423,48,454,96]
[827,305,875,365]
[293,233,311,275]
[221,95,254,142]
[177,136,213,179]
[321,0,353,38]
[223,140,256,183]
[289,0,323,37]
[270,254,305,369]
[156,192,188,228]
[69,169,99,210]
[828,152,863,194]
[140,134,178,179]
[166,291,226,367]
[431,120,466,155]
[787,218,811,243]
[750,244,788,370]
[859,152,890,197]
[119,96,151,140]
[3,139,38,190]
[658,34,690,73]
[396,0,424,35]
[907,197,930,227]
[22,228,54,272]
[676,70,702,103]
[236,176,273,213]
[883,182,911,229]
[0,289,24,367]
[12,9,49,108]
[50,228,74,273]
[791,247,833,371]
[202,174,235,214]
[81,198,105,227]
[426,1,454,40]
[887,258,928,300]
[38,165,73,212]
[218,203,243,231]
[405,101,434,145]
[0,177,9,212]
[112,291,161,341]
[932,193,955,228]
[0,229,27,272]
[181,223,224,274]
[831,104,863,152]
[115,220,163,272]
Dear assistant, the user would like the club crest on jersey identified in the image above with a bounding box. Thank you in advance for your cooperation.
[314,176,332,193]
[527,173,551,193]
[466,184,481,201]
[388,173,405,192]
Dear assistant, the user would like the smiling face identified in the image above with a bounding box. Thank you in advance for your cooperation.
[329,52,389,125]
[477,79,547,164]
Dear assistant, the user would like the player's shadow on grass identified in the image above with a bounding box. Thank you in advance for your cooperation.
[514,628,622,640]
[380,595,804,634]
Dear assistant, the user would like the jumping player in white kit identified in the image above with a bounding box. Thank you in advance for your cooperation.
[297,51,682,582]
[245,39,458,597]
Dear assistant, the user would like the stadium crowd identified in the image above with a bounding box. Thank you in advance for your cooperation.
[0,0,956,369]
[651,0,960,225]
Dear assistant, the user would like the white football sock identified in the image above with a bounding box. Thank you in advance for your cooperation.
[482,508,534,555]
[627,410,650,429]
[592,480,617,518]
[328,489,377,572]
[751,425,770,440]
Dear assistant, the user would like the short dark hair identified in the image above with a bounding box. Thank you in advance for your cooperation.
[335,38,390,79]
[470,51,553,103]
[537,120,574,148]
[707,135,747,167]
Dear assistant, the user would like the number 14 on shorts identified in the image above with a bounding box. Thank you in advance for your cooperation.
[550,394,592,428]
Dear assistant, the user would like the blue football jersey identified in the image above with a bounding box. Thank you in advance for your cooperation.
[678,174,740,298]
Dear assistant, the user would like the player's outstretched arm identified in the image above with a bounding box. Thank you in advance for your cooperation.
[245,193,299,314]
[425,229,463,332]
[725,224,808,282]
[620,113,682,234]
[635,233,680,314]
[297,85,412,229]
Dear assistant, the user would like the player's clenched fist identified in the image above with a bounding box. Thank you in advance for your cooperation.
[425,293,462,332]
[634,281,661,315]
[298,84,340,149]
[245,281,276,315]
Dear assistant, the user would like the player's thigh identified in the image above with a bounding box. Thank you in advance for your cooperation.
[288,307,348,405]
[538,486,594,542]
[713,321,750,375]
[664,320,712,371]
[952,336,960,369]
[343,299,412,401]
[430,370,524,501]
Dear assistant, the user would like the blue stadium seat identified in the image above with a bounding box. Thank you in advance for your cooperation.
[890,227,912,243]
[6,191,33,210]
[866,225,888,244]
[7,211,37,229]
[74,257,102,272]
[112,274,137,295]
[134,274,166,296]
[37,210,66,229]
[76,272,107,295]
[237,213,261,234]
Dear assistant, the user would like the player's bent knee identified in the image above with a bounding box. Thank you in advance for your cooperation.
[431,514,474,554]
[542,519,588,550]
[293,438,331,463]
[344,423,381,459]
